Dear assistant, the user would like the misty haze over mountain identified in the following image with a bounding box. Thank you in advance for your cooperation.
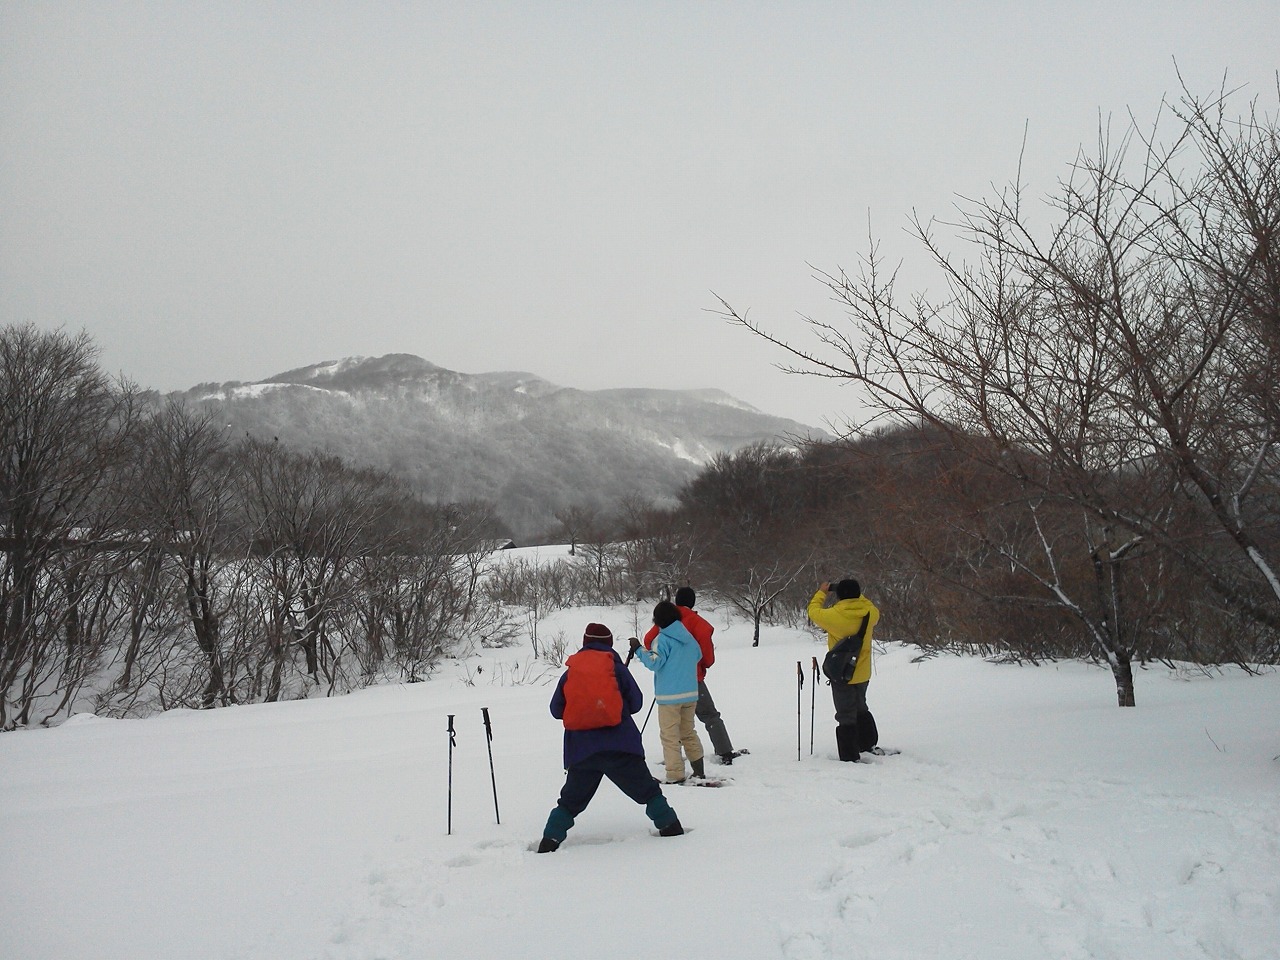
[176,354,825,539]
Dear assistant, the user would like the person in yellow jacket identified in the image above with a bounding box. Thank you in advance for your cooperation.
[807,579,881,762]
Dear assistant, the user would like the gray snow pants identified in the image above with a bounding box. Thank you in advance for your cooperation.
[696,679,734,756]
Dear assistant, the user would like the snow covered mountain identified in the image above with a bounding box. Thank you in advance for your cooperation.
[179,353,825,538]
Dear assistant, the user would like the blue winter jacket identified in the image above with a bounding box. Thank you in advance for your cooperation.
[549,641,645,768]
[634,620,701,706]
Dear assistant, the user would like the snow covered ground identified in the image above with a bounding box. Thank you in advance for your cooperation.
[3,598,1277,960]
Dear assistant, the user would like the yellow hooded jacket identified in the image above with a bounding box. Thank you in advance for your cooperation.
[807,589,880,685]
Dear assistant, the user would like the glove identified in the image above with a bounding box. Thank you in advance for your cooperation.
[628,637,641,654]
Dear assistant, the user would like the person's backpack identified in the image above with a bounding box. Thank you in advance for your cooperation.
[561,649,624,730]
[821,614,871,684]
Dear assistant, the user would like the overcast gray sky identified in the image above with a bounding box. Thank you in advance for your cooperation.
[2,2,1276,427]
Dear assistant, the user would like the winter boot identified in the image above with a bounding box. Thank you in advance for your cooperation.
[856,710,880,753]
[690,756,706,779]
[645,794,681,835]
[835,724,861,762]
[541,805,575,847]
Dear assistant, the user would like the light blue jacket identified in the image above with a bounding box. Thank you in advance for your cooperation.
[634,620,701,705]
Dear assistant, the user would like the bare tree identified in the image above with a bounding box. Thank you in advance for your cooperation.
[681,443,816,645]
[554,505,598,557]
[0,325,142,727]
[576,512,629,603]
[236,440,398,696]
[352,494,519,682]
[715,80,1280,700]
[615,494,697,601]
[126,400,240,708]
[446,498,513,623]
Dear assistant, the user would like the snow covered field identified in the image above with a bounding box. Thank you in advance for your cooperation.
[3,600,1277,960]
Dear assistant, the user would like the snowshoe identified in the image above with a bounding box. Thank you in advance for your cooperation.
[673,776,731,787]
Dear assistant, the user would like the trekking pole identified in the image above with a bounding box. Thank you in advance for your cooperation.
[446,714,456,835]
[481,707,500,825]
[625,636,642,666]
[796,661,803,761]
[640,697,656,734]
[810,656,819,755]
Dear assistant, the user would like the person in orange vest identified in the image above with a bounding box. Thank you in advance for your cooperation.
[536,622,683,852]
[643,587,743,765]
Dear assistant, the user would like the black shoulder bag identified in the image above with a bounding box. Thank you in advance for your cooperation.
[821,613,871,684]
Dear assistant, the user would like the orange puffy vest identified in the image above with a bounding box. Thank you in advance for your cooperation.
[561,648,624,730]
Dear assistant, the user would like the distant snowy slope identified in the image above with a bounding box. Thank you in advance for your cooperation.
[174,353,826,538]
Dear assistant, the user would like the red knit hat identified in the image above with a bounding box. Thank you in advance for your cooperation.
[583,622,614,646]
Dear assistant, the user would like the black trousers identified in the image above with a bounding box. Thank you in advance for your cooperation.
[831,679,878,753]
[557,750,662,816]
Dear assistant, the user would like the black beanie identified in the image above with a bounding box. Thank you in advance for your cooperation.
[653,601,681,629]
[835,579,861,600]
[674,586,696,608]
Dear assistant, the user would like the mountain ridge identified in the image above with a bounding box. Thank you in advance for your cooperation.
[178,353,825,538]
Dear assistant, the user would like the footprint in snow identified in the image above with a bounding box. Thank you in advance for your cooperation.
[780,929,830,960]
[838,827,895,850]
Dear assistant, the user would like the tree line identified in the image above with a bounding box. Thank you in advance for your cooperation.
[592,429,1278,711]
[1,326,518,729]
[5,315,1275,729]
